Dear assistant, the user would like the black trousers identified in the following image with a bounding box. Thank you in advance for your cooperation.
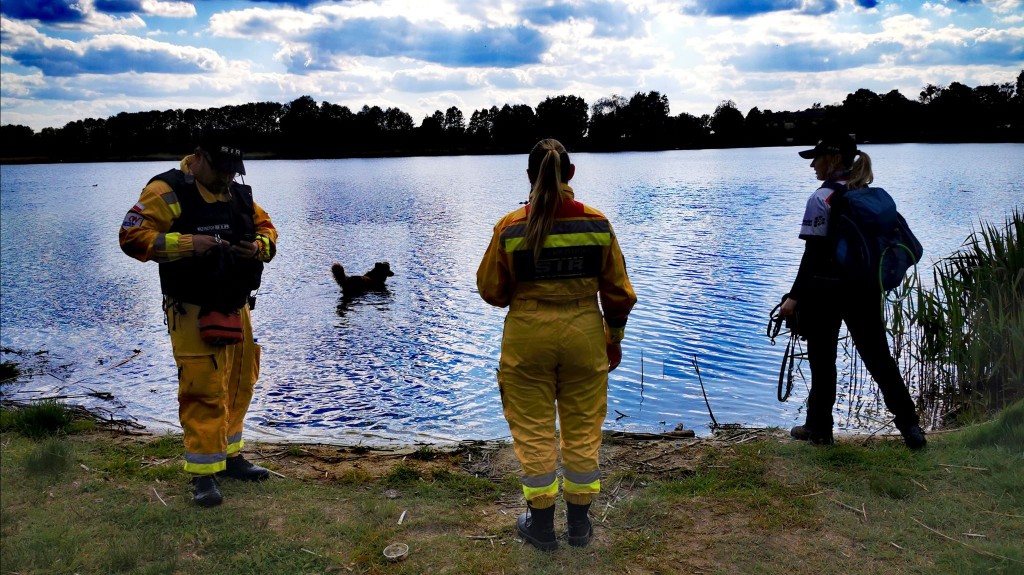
[802,284,919,432]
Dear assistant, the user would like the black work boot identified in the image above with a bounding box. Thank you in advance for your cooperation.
[899,424,927,450]
[566,502,593,548]
[790,425,834,445]
[517,504,558,551]
[191,474,223,507]
[217,455,270,482]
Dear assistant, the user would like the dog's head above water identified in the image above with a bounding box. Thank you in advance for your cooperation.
[369,262,395,279]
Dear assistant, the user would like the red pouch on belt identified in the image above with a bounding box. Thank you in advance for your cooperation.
[198,309,243,345]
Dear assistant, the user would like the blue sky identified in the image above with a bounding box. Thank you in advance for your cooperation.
[1,0,1022,131]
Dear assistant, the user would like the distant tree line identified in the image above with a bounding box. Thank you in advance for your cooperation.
[2,71,1021,163]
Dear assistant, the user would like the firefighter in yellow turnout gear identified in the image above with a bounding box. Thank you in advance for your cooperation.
[119,131,278,507]
[477,139,636,550]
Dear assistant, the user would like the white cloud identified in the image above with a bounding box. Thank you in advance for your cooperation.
[922,3,953,18]
[1,0,1021,130]
[140,0,196,19]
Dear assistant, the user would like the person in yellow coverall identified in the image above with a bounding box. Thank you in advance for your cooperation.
[477,138,637,550]
[119,131,278,507]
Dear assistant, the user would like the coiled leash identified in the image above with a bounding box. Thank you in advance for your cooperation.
[767,296,805,403]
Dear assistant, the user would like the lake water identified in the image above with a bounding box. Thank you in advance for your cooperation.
[2,144,1022,446]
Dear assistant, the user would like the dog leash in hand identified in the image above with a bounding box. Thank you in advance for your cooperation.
[767,300,804,402]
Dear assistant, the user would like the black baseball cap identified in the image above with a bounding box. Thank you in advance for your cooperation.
[798,132,857,162]
[196,130,246,175]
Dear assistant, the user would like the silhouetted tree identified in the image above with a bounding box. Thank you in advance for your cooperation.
[588,95,628,150]
[280,95,321,157]
[3,73,1021,163]
[709,100,745,147]
[0,124,41,158]
[417,110,445,151]
[467,107,495,148]
[492,104,536,151]
[535,95,588,149]
[443,107,465,135]
[926,82,977,142]
[624,91,670,149]
[319,102,355,155]
[355,105,387,153]
[877,90,923,142]
[670,112,709,148]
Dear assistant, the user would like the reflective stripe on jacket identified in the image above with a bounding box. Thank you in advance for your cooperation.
[119,155,277,265]
[119,155,278,308]
[476,184,636,336]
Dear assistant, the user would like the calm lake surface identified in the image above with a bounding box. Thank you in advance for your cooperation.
[2,144,1022,445]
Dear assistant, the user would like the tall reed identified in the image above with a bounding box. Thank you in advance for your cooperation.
[891,208,1023,425]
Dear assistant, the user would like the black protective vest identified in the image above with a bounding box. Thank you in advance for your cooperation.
[152,169,263,310]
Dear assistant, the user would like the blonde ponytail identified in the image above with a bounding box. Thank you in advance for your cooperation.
[847,150,874,190]
[523,139,569,262]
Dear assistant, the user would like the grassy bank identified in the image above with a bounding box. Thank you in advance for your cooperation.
[1,403,1021,575]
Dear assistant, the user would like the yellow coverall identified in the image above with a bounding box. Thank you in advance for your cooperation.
[119,156,278,474]
[477,184,636,509]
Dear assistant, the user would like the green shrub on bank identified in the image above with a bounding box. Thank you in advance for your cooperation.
[963,399,1024,455]
[0,360,21,383]
[1,400,74,438]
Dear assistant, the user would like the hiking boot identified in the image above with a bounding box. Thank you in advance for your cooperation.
[900,425,927,450]
[566,502,593,548]
[517,504,558,551]
[191,475,223,507]
[790,425,834,445]
[217,455,270,482]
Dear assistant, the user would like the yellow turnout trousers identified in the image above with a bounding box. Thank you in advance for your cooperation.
[166,299,260,475]
[498,296,607,509]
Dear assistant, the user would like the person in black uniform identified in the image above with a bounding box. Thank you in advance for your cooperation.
[779,132,926,449]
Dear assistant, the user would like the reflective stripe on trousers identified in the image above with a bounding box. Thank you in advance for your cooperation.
[498,296,607,506]
[167,300,260,474]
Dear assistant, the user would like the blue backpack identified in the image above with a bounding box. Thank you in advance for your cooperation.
[824,182,924,291]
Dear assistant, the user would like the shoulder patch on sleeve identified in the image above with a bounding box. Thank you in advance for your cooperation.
[122,212,144,229]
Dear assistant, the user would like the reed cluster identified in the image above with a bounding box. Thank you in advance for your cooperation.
[891,208,1023,425]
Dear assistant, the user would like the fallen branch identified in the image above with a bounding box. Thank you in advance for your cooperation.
[692,355,718,428]
[152,487,167,507]
[464,535,497,540]
[141,458,173,469]
[830,498,867,521]
[799,491,825,498]
[601,500,615,523]
[912,517,1021,564]
[937,463,989,471]
[981,510,1024,519]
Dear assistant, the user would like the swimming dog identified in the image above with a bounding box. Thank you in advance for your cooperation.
[331,262,394,297]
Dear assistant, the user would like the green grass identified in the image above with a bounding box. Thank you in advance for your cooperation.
[0,400,74,438]
[22,437,76,480]
[2,411,1022,575]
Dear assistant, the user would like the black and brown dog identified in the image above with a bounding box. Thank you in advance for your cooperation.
[331,262,394,297]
